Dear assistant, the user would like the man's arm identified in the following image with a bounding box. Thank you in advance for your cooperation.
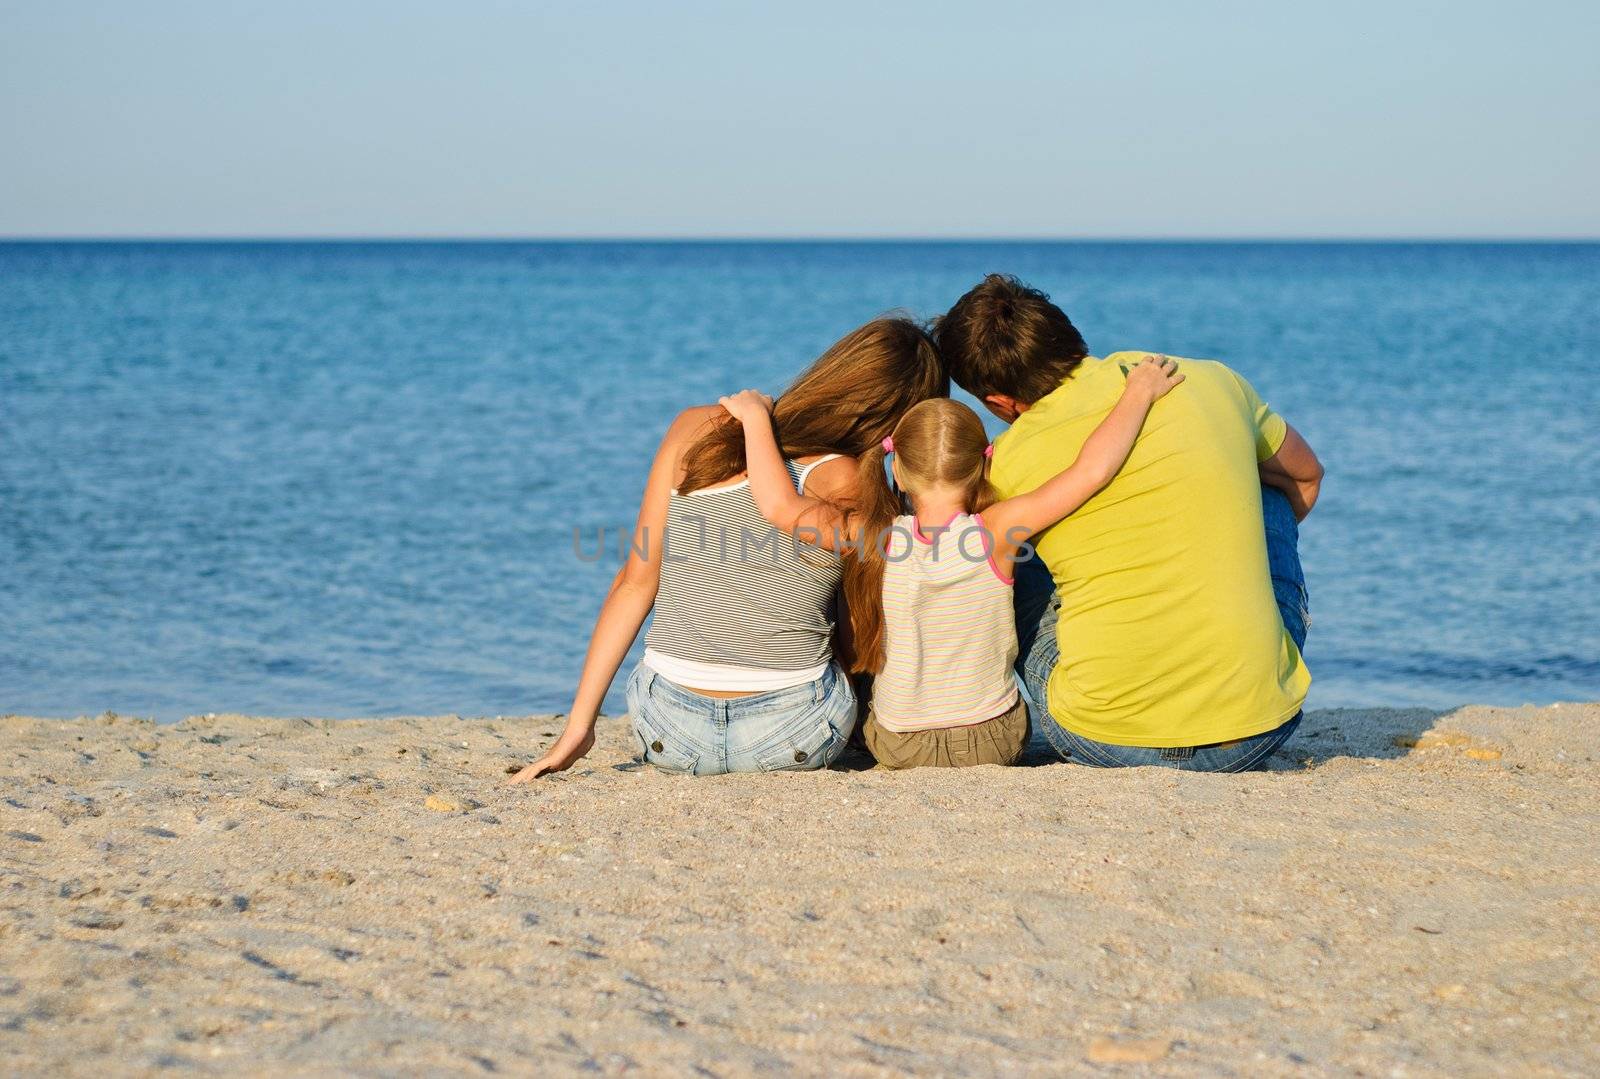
[1258,423,1323,521]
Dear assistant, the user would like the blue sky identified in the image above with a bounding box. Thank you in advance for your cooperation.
[1,1,1596,238]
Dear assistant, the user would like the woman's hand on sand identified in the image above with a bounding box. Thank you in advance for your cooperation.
[507,724,595,783]
[1127,354,1184,401]
[718,389,774,426]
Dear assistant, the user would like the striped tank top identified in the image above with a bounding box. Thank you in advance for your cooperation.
[643,456,843,691]
[871,512,1020,732]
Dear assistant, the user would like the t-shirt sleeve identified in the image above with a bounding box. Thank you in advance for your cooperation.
[1231,369,1287,461]
[987,431,1023,499]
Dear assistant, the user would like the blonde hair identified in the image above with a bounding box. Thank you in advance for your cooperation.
[843,398,994,674]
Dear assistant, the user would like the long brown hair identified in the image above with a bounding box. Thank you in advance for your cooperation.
[677,317,947,494]
[844,398,995,674]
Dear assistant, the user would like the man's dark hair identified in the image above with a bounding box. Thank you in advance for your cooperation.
[935,274,1089,405]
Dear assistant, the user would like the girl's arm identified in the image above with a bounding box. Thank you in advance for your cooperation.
[719,390,853,549]
[508,406,715,782]
[984,356,1183,573]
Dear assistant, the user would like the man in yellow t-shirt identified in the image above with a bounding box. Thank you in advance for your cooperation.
[936,274,1323,770]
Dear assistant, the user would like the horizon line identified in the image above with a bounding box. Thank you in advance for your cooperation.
[3,234,1598,245]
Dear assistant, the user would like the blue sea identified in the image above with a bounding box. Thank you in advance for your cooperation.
[2,241,1597,721]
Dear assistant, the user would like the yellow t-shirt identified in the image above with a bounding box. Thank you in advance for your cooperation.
[990,353,1311,748]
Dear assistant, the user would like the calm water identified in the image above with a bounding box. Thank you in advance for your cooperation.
[2,241,1597,720]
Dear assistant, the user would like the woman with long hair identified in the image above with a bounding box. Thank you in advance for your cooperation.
[509,317,946,779]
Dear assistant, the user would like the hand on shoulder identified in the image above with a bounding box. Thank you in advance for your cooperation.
[717,389,774,426]
[1125,355,1184,401]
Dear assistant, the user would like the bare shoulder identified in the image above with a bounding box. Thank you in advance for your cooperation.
[800,453,859,499]
[664,404,725,445]
[650,405,727,483]
[654,404,722,459]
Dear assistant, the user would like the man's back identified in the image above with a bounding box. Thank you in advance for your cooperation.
[990,352,1310,747]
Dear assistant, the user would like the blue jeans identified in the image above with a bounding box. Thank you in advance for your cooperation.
[1016,486,1309,772]
[626,662,858,775]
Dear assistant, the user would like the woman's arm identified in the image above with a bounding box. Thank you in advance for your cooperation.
[508,407,714,782]
[984,356,1183,572]
[719,390,851,548]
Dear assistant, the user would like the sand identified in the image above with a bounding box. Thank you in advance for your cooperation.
[2,703,1597,1077]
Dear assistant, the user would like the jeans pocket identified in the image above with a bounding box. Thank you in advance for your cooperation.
[751,708,840,772]
[632,710,701,775]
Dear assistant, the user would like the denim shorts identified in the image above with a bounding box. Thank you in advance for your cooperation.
[626,661,857,775]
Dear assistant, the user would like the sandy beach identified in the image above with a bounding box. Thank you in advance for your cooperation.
[2,703,1596,1076]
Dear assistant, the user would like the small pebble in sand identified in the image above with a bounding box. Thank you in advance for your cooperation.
[71,913,124,931]
[1086,1036,1171,1064]
[1393,732,1473,749]
[59,880,101,900]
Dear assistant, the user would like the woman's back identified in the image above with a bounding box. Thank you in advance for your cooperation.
[644,457,842,691]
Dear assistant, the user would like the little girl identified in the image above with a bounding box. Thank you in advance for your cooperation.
[720,354,1183,768]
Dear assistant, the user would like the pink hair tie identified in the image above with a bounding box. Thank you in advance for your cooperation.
[881,437,894,453]
[983,443,994,459]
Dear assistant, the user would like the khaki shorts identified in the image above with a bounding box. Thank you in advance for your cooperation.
[864,694,1029,769]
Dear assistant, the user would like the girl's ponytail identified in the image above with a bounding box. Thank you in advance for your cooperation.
[842,443,904,674]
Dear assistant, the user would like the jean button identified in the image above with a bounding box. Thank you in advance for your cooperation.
[793,749,807,762]
[651,740,664,753]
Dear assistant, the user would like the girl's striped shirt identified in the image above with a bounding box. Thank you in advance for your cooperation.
[872,512,1020,732]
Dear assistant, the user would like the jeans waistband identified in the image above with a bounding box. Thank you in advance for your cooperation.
[643,662,836,717]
